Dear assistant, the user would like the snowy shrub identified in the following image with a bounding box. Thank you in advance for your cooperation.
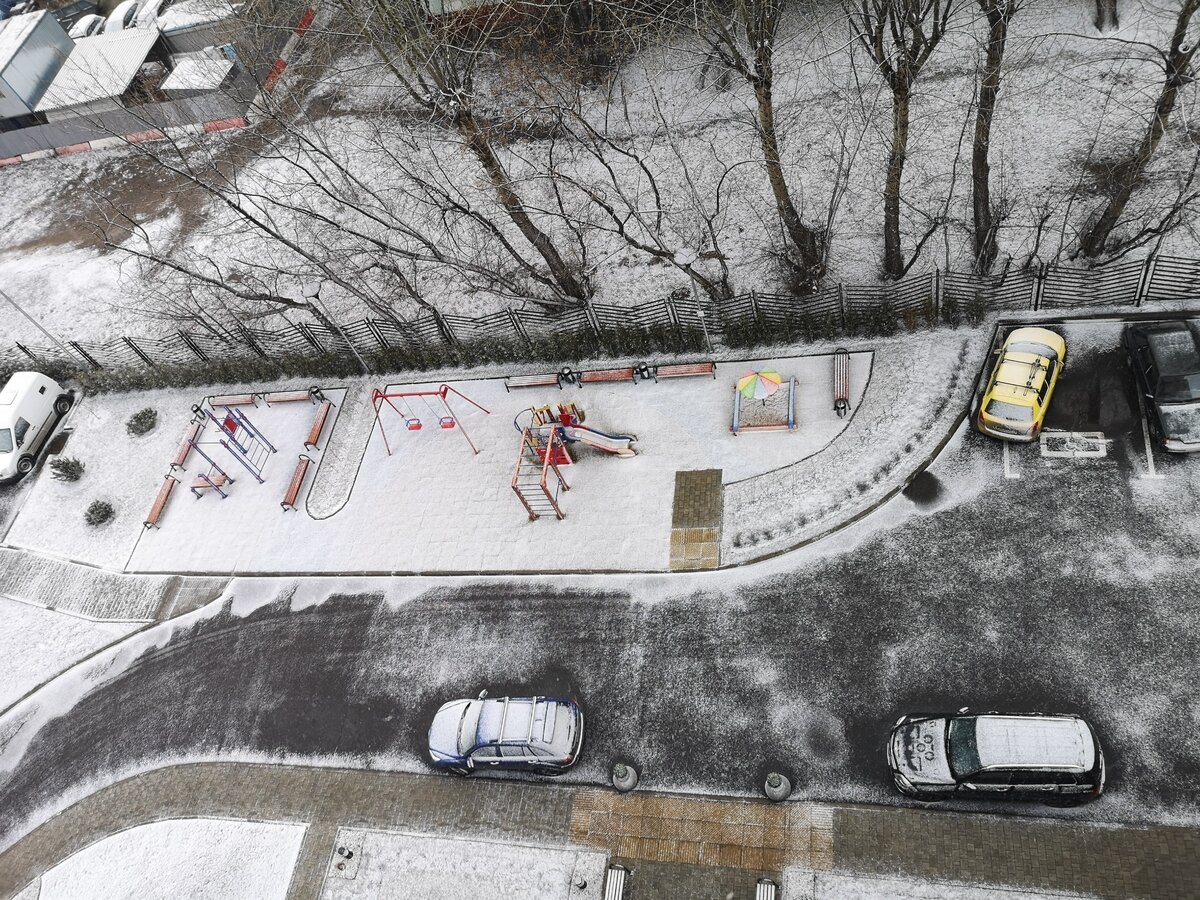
[126,408,158,436]
[85,500,115,526]
[941,295,962,327]
[49,457,85,481]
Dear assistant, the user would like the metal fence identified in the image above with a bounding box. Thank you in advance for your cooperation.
[5,254,1199,375]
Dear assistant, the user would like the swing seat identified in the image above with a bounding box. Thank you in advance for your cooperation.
[405,418,423,431]
[439,416,456,429]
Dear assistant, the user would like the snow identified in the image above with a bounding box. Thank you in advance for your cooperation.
[0,595,136,713]
[319,828,607,900]
[5,354,870,574]
[31,817,305,900]
[783,869,1095,899]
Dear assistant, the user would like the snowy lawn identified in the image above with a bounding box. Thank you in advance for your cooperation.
[783,869,1093,899]
[5,353,868,574]
[320,828,607,900]
[22,817,306,900]
[0,596,136,713]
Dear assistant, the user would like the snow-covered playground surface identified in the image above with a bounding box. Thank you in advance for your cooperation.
[321,829,607,900]
[15,817,306,900]
[4,353,870,574]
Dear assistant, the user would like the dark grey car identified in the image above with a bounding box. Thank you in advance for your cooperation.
[1125,321,1200,452]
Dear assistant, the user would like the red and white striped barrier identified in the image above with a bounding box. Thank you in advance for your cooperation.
[0,117,249,169]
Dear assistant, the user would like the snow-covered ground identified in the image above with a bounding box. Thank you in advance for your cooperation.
[0,2,1196,347]
[0,596,136,712]
[783,869,1097,899]
[5,353,870,573]
[321,829,607,900]
[16,817,306,900]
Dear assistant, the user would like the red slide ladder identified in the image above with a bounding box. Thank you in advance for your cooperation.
[511,427,569,520]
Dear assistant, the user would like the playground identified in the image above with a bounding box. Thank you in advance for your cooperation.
[4,352,872,574]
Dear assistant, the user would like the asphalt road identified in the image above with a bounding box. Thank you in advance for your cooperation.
[1,321,1198,847]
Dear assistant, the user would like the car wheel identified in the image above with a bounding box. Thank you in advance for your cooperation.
[16,455,34,475]
[54,395,72,415]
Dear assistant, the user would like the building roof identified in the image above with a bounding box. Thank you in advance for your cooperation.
[35,28,157,112]
[0,10,46,70]
[160,55,231,92]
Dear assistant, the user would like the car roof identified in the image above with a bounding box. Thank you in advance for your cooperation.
[1143,324,1200,376]
[0,372,52,406]
[990,351,1050,403]
[972,715,1094,771]
[476,696,563,745]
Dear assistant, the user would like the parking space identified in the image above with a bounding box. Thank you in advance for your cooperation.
[977,319,1200,483]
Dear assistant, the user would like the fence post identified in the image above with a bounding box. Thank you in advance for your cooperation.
[838,283,847,332]
[1031,263,1047,312]
[15,343,41,365]
[431,309,458,348]
[1134,255,1156,308]
[932,267,941,322]
[68,341,102,370]
[583,301,604,347]
[506,308,532,349]
[123,337,157,368]
[295,322,326,353]
[178,331,209,362]
[366,319,391,349]
[236,325,268,358]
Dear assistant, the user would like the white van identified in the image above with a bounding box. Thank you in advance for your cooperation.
[0,373,73,481]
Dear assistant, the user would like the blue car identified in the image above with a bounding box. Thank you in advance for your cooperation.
[427,691,584,776]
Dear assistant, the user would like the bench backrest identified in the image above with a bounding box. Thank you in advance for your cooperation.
[603,864,628,900]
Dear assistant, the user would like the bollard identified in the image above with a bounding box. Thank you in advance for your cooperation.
[612,762,639,793]
[763,772,792,802]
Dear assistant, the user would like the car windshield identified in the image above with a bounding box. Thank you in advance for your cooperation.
[985,399,1034,422]
[0,429,11,453]
[947,717,982,779]
[1006,340,1057,361]
[457,702,483,755]
[1158,374,1200,404]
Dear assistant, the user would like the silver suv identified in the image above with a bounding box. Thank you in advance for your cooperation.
[887,711,1104,804]
[427,691,583,776]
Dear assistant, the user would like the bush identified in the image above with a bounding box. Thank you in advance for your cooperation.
[49,457,85,481]
[85,500,114,527]
[126,407,158,436]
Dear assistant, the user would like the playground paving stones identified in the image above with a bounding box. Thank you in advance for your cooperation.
[669,469,723,571]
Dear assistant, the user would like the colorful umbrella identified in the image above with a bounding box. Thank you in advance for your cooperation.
[737,370,783,400]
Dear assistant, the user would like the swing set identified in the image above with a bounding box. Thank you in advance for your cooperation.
[371,385,490,455]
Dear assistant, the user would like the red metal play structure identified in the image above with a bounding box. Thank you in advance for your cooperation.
[371,385,490,455]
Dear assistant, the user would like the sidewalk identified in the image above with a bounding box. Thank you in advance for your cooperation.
[1,762,1195,900]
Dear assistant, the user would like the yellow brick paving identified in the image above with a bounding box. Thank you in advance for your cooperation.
[568,789,832,877]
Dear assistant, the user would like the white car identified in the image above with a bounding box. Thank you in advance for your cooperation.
[0,372,73,481]
[104,0,139,31]
[68,14,106,38]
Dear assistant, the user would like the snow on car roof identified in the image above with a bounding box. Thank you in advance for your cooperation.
[1146,326,1200,377]
[477,697,558,744]
[974,715,1093,771]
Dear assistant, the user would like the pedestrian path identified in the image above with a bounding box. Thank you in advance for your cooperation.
[0,762,1195,900]
[0,547,226,622]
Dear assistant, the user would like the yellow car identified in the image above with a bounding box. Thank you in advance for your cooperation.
[976,326,1067,441]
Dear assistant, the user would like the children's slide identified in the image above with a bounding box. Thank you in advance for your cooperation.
[559,425,638,458]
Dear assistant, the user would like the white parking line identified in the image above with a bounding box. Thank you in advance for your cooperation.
[1133,390,1164,479]
[1002,441,1020,480]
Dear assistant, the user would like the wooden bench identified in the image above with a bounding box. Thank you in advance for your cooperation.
[603,864,628,900]
[504,373,563,392]
[579,367,636,385]
[833,347,851,418]
[651,361,717,381]
[209,393,258,407]
[190,472,230,498]
[264,386,322,406]
[305,400,334,450]
[144,476,179,528]
[170,422,202,472]
[281,454,314,511]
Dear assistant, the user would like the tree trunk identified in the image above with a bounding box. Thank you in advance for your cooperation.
[1094,0,1118,30]
[884,81,911,279]
[1080,1,1199,258]
[753,69,824,287]
[457,109,589,301]
[972,2,1011,273]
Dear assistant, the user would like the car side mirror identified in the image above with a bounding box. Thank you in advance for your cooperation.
[478,689,488,700]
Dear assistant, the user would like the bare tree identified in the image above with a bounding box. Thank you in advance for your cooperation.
[845,0,957,279]
[338,0,591,302]
[1094,0,1119,30]
[698,0,826,289]
[1078,0,1200,258]
[972,0,1018,273]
